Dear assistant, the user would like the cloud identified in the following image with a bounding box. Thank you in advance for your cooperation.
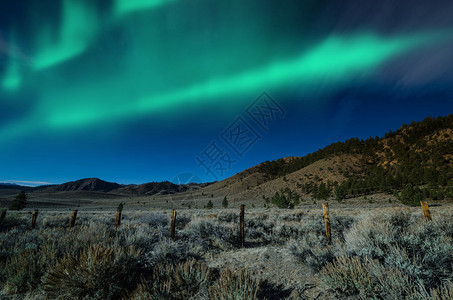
[377,37,453,93]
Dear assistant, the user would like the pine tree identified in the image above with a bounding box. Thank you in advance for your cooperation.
[222,196,228,208]
[334,186,346,202]
[312,183,318,198]
[319,182,331,200]
[206,200,213,209]
[10,191,28,210]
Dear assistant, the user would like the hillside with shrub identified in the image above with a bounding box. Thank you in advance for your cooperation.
[203,114,453,205]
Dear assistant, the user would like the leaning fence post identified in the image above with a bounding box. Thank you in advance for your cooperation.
[322,203,331,244]
[240,204,245,247]
[69,210,78,229]
[420,201,432,222]
[31,209,39,229]
[170,210,176,240]
[114,208,122,228]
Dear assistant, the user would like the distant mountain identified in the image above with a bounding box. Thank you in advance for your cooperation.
[0,183,19,186]
[38,178,211,196]
[43,178,123,193]
[0,183,33,190]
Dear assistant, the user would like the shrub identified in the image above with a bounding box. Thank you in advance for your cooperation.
[320,255,416,299]
[288,235,338,271]
[43,244,143,299]
[344,210,414,260]
[129,262,261,300]
[116,224,163,250]
[0,212,27,232]
[174,213,192,230]
[136,211,169,227]
[127,283,154,300]
[143,239,194,266]
[400,184,425,206]
[344,210,453,290]
[181,220,237,251]
[217,212,238,223]
[209,268,261,300]
[42,215,69,229]
[430,281,453,300]
[1,249,43,294]
[148,259,213,299]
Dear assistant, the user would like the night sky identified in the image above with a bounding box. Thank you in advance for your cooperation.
[1,0,453,186]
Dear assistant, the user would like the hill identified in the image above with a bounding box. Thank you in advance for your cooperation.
[34,178,211,197]
[43,178,123,193]
[199,114,453,206]
[113,181,209,196]
[0,183,34,191]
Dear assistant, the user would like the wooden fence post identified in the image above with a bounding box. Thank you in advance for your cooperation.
[170,210,176,240]
[420,201,432,222]
[31,210,38,229]
[0,209,6,224]
[240,204,245,247]
[114,208,122,228]
[69,210,78,229]
[322,203,331,244]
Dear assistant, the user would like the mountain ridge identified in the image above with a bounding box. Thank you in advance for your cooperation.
[198,114,453,205]
[5,114,452,205]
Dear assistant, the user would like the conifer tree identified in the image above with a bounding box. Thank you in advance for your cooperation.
[206,200,213,209]
[222,196,228,208]
[10,191,28,210]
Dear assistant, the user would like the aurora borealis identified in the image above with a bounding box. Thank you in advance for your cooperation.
[1,0,453,185]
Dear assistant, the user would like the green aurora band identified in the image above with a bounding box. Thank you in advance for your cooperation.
[44,32,437,128]
[1,56,21,91]
[115,0,178,17]
[0,0,449,142]
[7,0,177,74]
[33,0,99,70]
[0,31,445,142]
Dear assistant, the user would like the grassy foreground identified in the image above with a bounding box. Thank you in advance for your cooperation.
[1,206,453,299]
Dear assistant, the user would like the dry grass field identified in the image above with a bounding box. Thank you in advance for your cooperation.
[1,200,453,299]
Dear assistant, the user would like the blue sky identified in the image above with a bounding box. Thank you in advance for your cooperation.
[1,0,452,185]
